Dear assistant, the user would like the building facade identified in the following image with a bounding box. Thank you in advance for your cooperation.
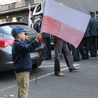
[0,0,44,23]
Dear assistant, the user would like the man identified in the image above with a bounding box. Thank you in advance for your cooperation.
[79,24,90,59]
[33,14,51,60]
[16,16,23,22]
[54,36,80,76]
[89,11,98,57]
[95,11,98,48]
[30,16,35,29]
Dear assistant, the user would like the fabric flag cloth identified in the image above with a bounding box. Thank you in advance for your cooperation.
[41,0,90,47]
[28,4,32,27]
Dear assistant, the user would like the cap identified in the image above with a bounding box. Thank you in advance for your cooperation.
[96,11,98,14]
[89,11,95,14]
[11,25,27,37]
[33,2,44,16]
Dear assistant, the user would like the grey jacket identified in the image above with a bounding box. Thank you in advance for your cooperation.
[89,17,98,36]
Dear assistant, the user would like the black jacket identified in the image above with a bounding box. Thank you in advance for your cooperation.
[33,20,42,33]
[84,24,90,38]
[33,19,50,38]
[89,17,98,36]
[12,40,39,73]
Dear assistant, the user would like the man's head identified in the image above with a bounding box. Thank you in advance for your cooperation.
[96,11,98,17]
[16,16,23,22]
[11,25,27,41]
[89,11,95,17]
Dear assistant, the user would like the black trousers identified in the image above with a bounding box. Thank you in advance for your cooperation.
[89,36,97,57]
[71,45,80,61]
[43,38,51,59]
[79,37,90,59]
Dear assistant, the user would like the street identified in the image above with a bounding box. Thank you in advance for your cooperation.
[0,52,98,98]
[0,0,98,98]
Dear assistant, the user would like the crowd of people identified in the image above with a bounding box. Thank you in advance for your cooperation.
[31,11,98,62]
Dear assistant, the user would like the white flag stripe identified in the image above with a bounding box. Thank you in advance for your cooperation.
[44,0,90,32]
[41,0,90,47]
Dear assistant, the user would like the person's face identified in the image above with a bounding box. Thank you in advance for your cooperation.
[17,32,26,41]
[32,20,34,23]
[96,14,98,17]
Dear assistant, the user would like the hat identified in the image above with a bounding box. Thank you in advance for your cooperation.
[89,11,95,14]
[11,25,27,37]
[96,11,98,14]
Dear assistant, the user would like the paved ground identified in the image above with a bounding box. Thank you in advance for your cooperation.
[0,53,98,98]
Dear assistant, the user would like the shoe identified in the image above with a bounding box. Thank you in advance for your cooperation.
[55,72,65,76]
[69,66,80,72]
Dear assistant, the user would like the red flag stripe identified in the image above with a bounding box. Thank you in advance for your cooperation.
[41,15,84,47]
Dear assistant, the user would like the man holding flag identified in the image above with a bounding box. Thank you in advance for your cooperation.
[40,0,90,76]
[53,36,80,76]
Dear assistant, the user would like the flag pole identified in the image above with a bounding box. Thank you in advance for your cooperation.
[28,4,30,10]
[28,4,32,27]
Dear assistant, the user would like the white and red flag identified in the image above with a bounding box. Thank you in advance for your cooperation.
[41,0,90,47]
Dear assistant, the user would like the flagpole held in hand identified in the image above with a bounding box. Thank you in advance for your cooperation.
[35,33,44,84]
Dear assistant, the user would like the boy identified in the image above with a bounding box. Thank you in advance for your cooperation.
[11,25,42,98]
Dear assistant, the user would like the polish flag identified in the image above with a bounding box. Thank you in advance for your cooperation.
[41,0,90,47]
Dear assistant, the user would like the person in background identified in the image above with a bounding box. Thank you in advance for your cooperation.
[6,16,11,22]
[16,16,23,22]
[11,25,42,98]
[53,36,80,76]
[79,24,90,59]
[30,16,35,29]
[95,10,98,49]
[89,11,98,57]
[33,14,51,60]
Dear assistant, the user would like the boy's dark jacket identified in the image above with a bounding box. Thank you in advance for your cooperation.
[12,40,39,73]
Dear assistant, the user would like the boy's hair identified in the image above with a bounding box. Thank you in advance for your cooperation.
[13,34,17,39]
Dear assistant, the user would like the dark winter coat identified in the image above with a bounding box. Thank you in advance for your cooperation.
[12,40,39,73]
